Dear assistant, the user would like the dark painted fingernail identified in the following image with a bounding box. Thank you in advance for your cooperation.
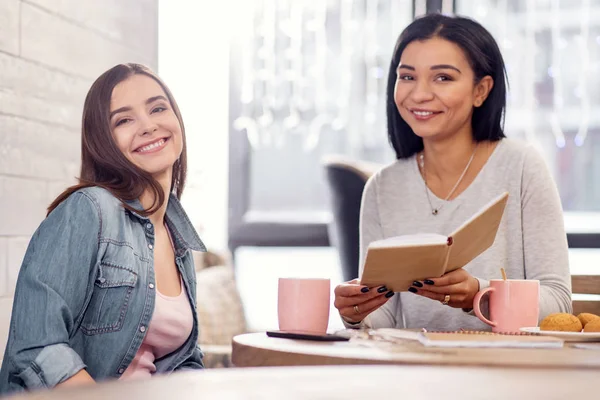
[412,281,423,288]
[360,287,369,293]
[385,291,395,298]
[408,287,418,293]
[377,286,388,293]
[424,280,435,285]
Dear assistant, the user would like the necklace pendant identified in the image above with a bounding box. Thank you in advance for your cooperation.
[432,209,438,215]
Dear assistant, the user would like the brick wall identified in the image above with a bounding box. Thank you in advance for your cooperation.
[0,0,158,355]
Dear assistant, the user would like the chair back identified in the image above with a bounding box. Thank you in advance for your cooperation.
[323,156,380,282]
[571,275,600,315]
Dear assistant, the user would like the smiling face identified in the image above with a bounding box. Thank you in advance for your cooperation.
[109,74,183,180]
[394,37,492,142]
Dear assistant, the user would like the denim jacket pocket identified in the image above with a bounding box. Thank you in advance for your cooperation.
[81,262,138,335]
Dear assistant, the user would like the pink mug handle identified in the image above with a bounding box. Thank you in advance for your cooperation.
[473,287,496,327]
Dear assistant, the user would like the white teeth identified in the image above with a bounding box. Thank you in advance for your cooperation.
[413,111,434,116]
[138,139,165,153]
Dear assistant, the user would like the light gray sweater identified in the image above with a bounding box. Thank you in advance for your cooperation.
[352,138,572,331]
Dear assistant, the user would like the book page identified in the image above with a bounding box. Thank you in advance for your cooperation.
[445,192,509,272]
[368,233,447,248]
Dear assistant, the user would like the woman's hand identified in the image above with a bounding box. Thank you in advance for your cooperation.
[408,268,480,309]
[334,279,395,323]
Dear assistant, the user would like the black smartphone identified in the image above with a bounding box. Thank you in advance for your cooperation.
[266,330,350,342]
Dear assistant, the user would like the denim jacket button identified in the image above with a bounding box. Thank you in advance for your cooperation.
[148,283,155,289]
[118,368,124,374]
[98,277,106,284]
[140,326,146,333]
[146,223,152,229]
[148,244,153,250]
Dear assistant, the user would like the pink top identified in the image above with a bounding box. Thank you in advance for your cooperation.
[120,278,193,380]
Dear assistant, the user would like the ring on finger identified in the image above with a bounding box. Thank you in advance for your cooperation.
[441,294,450,305]
[353,305,360,314]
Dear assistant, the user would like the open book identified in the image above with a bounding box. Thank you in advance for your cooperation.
[360,192,509,292]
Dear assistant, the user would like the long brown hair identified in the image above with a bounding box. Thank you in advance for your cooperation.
[47,63,188,216]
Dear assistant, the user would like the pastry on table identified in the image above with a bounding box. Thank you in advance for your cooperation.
[583,318,600,333]
[540,313,583,332]
[577,313,600,328]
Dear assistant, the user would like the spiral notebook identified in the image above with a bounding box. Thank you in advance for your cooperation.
[418,331,564,349]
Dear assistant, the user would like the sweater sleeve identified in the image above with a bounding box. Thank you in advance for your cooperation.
[520,145,572,320]
[341,172,403,329]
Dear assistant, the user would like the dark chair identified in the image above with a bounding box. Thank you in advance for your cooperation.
[323,156,381,282]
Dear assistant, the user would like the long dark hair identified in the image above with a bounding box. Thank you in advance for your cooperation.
[47,63,187,216]
[386,14,508,159]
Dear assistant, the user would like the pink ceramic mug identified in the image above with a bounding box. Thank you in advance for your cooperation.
[278,278,330,334]
[473,279,540,333]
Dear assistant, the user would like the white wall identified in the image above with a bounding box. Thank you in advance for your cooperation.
[0,0,158,355]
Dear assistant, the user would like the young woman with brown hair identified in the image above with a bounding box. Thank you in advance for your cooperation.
[1,64,206,394]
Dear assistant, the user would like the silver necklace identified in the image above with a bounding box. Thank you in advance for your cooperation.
[419,144,478,215]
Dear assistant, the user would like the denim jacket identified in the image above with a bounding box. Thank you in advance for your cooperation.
[0,187,206,394]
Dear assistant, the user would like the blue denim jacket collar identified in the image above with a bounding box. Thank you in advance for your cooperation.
[124,194,206,256]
